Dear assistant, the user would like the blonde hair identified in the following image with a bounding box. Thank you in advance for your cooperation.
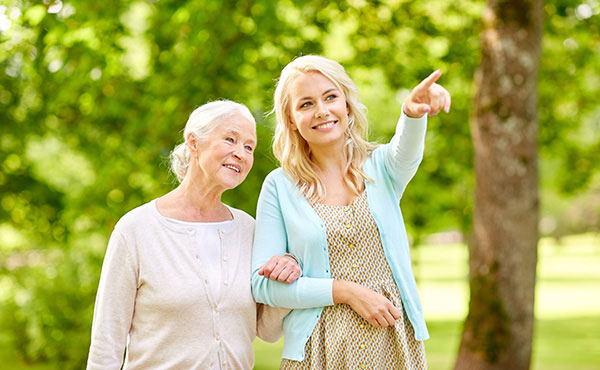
[272,55,377,202]
[170,100,255,182]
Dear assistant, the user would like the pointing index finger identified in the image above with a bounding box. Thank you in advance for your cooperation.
[415,69,442,92]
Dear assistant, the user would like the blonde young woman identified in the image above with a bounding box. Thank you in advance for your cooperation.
[87,100,300,370]
[251,56,451,369]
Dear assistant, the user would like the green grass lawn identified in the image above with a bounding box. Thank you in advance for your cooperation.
[253,234,600,369]
[254,316,600,370]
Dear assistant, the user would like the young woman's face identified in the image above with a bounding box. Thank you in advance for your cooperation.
[192,114,256,191]
[288,72,349,151]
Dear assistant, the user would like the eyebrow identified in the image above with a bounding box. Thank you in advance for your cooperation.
[297,88,339,102]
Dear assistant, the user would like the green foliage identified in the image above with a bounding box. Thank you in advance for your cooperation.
[0,0,598,368]
[537,0,600,237]
[1,0,319,367]
[540,0,600,194]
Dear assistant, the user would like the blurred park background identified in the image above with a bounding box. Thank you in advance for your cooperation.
[0,0,598,369]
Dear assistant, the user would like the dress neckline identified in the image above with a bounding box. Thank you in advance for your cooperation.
[314,190,366,209]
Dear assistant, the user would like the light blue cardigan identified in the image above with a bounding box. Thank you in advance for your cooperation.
[251,112,430,361]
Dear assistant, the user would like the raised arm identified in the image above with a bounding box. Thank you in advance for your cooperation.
[383,70,451,197]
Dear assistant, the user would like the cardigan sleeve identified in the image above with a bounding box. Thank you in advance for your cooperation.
[86,229,137,370]
[251,173,334,309]
[255,304,290,343]
[381,108,428,198]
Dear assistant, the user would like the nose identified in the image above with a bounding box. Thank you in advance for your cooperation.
[232,143,245,161]
[315,101,329,118]
[232,149,242,160]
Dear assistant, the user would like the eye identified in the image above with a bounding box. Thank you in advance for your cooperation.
[244,145,254,152]
[300,101,312,109]
[326,93,337,101]
[225,137,234,143]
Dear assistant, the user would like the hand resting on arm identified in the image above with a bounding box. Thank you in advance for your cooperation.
[260,254,302,284]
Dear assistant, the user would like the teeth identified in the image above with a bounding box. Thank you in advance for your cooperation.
[315,121,336,129]
[223,164,240,173]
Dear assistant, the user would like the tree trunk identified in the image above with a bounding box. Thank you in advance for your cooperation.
[454,0,543,369]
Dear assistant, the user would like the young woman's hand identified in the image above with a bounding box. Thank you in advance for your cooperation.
[258,254,302,283]
[404,69,451,118]
[333,281,401,328]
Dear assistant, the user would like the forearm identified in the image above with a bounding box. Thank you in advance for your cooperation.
[332,280,401,328]
[87,285,132,369]
[389,109,427,167]
[332,280,353,304]
[251,272,334,309]
[255,304,291,343]
[87,231,136,369]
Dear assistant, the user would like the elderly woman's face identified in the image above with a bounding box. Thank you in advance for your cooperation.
[194,114,257,191]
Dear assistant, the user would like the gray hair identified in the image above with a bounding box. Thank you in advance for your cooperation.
[170,100,256,182]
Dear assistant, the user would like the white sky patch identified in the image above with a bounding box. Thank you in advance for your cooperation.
[48,59,63,72]
[90,68,102,80]
[47,0,63,14]
[9,7,22,20]
[575,4,593,19]
[58,2,75,19]
[0,6,11,32]
[0,13,10,32]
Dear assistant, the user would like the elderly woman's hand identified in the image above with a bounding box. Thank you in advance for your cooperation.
[258,254,301,284]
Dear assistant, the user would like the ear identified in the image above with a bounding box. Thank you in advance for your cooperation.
[186,133,199,155]
[288,114,298,131]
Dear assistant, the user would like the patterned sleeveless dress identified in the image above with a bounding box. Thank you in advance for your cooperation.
[280,191,427,370]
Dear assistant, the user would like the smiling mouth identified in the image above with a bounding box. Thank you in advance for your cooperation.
[223,164,240,173]
[313,120,337,129]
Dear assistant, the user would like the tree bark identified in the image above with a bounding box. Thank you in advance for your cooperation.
[454,0,543,369]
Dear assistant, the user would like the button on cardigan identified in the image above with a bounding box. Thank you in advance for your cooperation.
[251,112,430,361]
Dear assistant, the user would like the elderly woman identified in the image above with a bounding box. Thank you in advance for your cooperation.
[87,100,300,370]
